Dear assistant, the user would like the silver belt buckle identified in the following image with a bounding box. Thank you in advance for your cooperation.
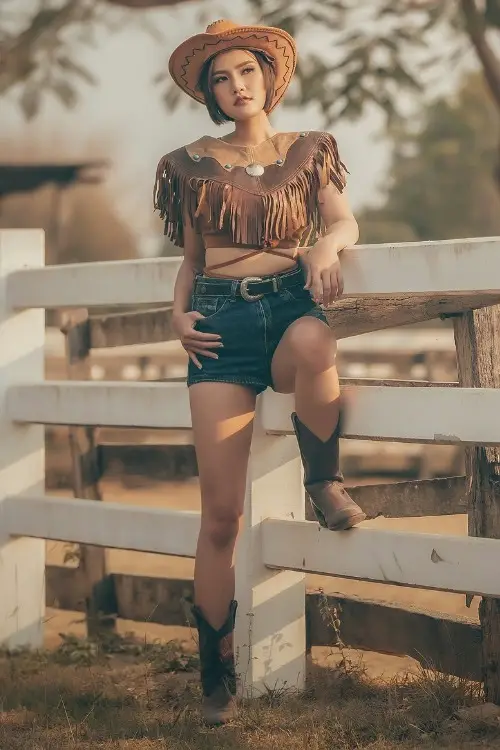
[239,276,264,302]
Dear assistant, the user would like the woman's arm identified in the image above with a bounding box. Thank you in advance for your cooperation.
[318,181,359,252]
[171,213,223,369]
[303,180,359,307]
[172,211,206,319]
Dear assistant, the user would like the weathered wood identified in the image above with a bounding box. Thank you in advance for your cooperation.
[8,238,500,309]
[306,591,481,681]
[340,378,458,387]
[453,305,500,703]
[349,476,467,519]
[45,566,481,681]
[83,294,500,350]
[11,382,500,444]
[328,293,500,340]
[90,306,174,348]
[263,517,500,597]
[61,310,115,637]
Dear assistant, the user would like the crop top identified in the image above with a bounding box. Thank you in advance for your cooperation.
[153,130,347,274]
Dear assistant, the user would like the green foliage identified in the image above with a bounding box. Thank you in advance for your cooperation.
[358,73,500,243]
[3,0,500,128]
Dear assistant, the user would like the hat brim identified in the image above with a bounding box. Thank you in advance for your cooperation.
[168,26,297,113]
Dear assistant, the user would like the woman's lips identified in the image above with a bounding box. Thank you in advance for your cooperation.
[234,98,252,106]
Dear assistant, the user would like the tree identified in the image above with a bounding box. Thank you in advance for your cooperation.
[358,73,500,243]
[2,0,500,180]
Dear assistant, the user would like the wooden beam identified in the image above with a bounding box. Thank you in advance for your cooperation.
[60,310,114,637]
[454,305,500,703]
[327,292,500,340]
[263,385,500,444]
[81,294,500,350]
[6,495,201,557]
[89,307,175,349]
[45,566,481,681]
[306,591,480,681]
[350,476,467,519]
[262,518,500,597]
[8,238,500,310]
[9,382,500,444]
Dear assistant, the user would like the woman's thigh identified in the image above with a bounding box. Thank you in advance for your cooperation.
[189,381,257,517]
[271,315,335,394]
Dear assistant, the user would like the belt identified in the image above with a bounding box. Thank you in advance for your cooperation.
[193,267,303,302]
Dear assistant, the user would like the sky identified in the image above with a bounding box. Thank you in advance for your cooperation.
[1,0,471,254]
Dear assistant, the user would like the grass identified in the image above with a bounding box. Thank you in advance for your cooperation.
[0,626,500,750]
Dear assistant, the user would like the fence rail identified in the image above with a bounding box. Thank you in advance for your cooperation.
[2,229,500,700]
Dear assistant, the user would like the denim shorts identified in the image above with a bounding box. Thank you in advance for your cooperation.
[186,265,328,394]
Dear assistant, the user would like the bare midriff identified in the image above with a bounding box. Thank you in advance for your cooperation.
[203,246,303,279]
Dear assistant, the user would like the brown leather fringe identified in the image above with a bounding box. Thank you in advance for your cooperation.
[153,133,347,248]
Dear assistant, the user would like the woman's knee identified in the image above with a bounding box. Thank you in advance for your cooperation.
[287,317,337,370]
[201,499,243,550]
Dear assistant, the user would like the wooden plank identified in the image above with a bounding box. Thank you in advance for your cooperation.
[60,310,114,636]
[7,257,182,309]
[89,306,175,349]
[329,292,500,340]
[9,382,500,444]
[7,238,500,310]
[340,378,458,388]
[81,294,500,349]
[45,566,482,681]
[262,518,500,597]
[5,495,201,557]
[263,385,500,444]
[306,591,480,681]
[350,476,467,519]
[454,305,500,702]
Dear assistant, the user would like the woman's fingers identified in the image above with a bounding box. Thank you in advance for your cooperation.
[303,263,312,290]
[189,346,219,360]
[185,335,223,349]
[337,265,344,297]
[310,268,324,304]
[188,351,202,369]
[321,269,333,306]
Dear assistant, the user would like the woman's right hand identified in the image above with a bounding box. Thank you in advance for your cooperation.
[173,311,223,370]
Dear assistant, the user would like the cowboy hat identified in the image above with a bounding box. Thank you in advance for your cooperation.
[168,19,297,113]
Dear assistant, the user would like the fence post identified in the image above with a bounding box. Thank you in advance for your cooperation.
[60,311,116,637]
[0,230,45,649]
[453,305,500,704]
[234,409,306,698]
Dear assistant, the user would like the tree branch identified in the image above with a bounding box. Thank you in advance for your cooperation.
[0,0,91,95]
[460,0,500,108]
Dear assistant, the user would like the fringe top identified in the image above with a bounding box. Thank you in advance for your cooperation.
[153,130,347,250]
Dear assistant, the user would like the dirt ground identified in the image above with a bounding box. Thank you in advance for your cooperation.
[44,476,477,681]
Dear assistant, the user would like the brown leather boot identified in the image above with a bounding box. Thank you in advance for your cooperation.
[192,600,238,725]
[291,411,366,531]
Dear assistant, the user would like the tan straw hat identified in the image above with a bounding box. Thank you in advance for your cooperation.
[168,19,297,113]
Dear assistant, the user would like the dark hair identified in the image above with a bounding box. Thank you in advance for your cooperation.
[197,50,276,125]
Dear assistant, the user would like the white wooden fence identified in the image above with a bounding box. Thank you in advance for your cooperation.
[2,229,500,697]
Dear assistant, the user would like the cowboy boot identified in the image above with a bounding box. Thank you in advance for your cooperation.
[291,410,366,531]
[192,599,238,725]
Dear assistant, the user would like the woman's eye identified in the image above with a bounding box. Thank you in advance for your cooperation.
[213,76,226,85]
[243,67,255,74]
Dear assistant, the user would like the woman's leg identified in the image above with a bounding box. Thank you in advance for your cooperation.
[189,381,256,723]
[271,316,365,530]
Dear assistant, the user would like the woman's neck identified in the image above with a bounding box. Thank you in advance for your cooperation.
[223,112,276,147]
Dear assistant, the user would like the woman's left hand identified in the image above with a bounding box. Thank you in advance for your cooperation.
[302,240,344,307]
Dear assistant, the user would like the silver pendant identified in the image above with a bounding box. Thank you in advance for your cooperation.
[245,162,265,177]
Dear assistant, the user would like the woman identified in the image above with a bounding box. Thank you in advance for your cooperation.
[154,19,366,725]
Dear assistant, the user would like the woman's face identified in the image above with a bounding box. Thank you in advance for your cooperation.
[209,49,267,121]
